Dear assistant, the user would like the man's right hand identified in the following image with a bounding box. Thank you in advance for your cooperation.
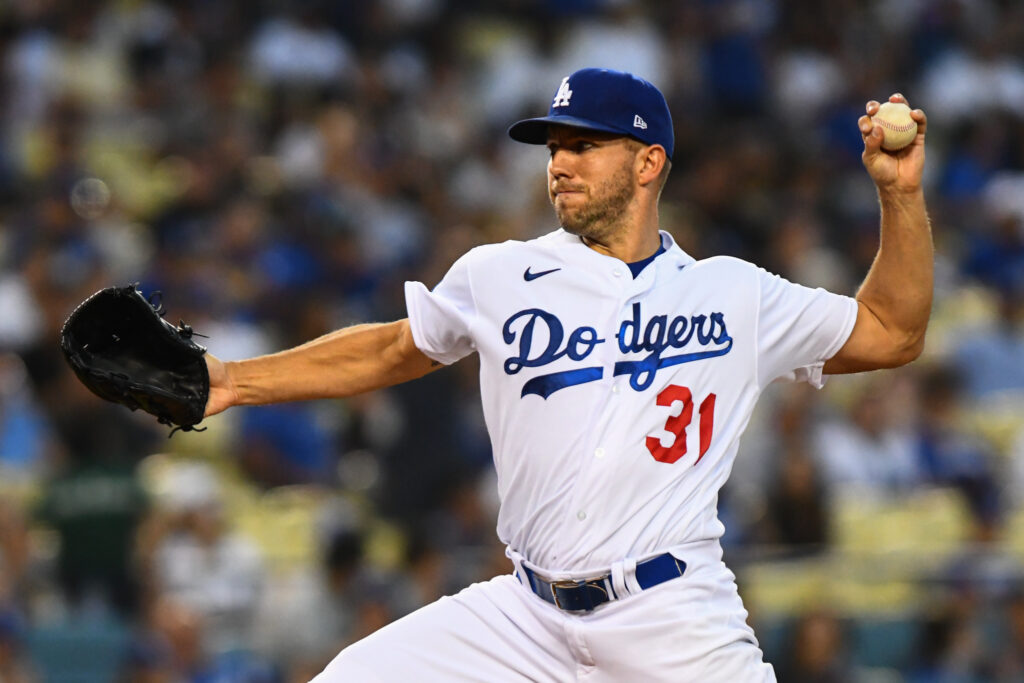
[204,353,238,417]
[859,94,927,195]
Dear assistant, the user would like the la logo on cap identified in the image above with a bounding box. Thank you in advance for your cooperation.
[552,77,573,108]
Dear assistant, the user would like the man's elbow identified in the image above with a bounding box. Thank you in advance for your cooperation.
[884,332,926,368]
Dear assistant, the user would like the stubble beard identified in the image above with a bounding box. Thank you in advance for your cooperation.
[553,166,637,243]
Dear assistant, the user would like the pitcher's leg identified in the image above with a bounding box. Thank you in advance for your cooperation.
[579,561,776,683]
[313,574,575,682]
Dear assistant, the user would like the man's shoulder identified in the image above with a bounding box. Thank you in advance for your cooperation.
[458,230,567,266]
[685,254,762,280]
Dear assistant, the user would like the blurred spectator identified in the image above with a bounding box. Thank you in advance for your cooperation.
[913,365,1002,534]
[117,634,176,683]
[962,212,1024,297]
[774,610,850,683]
[725,383,816,548]
[234,296,342,488]
[139,462,265,656]
[375,367,482,524]
[236,402,339,488]
[951,280,1024,400]
[34,444,149,618]
[1009,426,1024,508]
[812,375,920,496]
[551,4,669,90]
[0,354,52,481]
[760,446,830,554]
[387,532,449,618]
[0,502,29,608]
[249,6,356,89]
[908,597,992,683]
[256,528,365,676]
[699,0,770,117]
[0,606,35,683]
[0,275,44,351]
[125,595,278,683]
[918,24,1024,125]
[994,588,1024,680]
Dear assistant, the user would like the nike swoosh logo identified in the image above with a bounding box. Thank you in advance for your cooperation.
[524,267,561,281]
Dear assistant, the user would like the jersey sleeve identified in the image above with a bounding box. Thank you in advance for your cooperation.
[755,268,858,389]
[404,251,478,365]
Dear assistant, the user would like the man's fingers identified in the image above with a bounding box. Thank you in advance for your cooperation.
[863,94,927,143]
[911,108,927,136]
[865,126,884,153]
[858,114,874,137]
[859,114,885,153]
[861,120,884,156]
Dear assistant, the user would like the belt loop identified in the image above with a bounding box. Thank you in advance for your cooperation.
[610,560,628,598]
[622,557,641,595]
[507,548,528,586]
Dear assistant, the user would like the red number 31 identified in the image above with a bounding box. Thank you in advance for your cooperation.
[645,384,716,465]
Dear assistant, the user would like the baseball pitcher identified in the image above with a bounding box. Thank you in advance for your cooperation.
[200,68,932,681]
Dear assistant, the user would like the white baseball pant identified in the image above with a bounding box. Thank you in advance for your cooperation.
[312,545,776,682]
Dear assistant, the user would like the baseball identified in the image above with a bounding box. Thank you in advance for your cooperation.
[871,101,918,151]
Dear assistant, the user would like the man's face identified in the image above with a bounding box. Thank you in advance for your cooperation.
[546,126,640,242]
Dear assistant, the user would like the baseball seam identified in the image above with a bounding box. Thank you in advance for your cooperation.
[875,118,916,132]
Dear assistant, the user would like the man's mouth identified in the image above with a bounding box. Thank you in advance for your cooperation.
[552,186,585,196]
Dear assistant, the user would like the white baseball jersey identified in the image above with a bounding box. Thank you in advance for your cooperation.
[405,228,857,575]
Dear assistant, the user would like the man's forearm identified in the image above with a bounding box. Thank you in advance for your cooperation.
[225,320,435,406]
[856,188,934,357]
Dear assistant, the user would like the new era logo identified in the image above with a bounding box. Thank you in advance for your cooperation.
[633,115,648,130]
[552,77,573,108]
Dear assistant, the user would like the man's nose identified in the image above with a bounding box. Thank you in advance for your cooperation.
[548,150,574,178]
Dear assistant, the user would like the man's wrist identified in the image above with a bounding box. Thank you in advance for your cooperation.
[223,360,246,407]
[877,184,924,205]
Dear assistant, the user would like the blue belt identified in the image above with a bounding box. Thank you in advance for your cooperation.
[518,553,687,612]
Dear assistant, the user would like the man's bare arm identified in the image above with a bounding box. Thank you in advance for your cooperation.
[204,319,441,417]
[824,95,933,374]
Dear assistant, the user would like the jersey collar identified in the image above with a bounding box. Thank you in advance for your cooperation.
[551,228,696,270]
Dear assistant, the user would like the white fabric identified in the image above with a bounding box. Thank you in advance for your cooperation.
[314,542,775,682]
[352,227,859,679]
[405,229,857,573]
[621,556,641,595]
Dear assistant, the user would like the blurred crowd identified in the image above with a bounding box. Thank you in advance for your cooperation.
[0,0,1023,680]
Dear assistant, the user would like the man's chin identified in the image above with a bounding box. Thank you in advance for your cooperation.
[558,217,585,236]
[559,218,599,239]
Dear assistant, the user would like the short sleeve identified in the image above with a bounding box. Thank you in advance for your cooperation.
[404,252,478,365]
[756,268,858,389]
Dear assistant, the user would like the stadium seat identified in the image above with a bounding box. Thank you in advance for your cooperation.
[27,616,130,683]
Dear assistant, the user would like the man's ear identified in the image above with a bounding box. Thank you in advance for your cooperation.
[637,145,667,187]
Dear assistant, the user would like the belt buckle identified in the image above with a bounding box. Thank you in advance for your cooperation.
[550,579,584,610]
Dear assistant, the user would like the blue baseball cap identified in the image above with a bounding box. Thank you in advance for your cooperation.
[508,68,674,159]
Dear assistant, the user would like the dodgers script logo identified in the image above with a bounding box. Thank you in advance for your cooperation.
[503,303,733,398]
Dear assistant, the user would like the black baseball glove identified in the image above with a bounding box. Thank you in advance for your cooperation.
[60,284,210,434]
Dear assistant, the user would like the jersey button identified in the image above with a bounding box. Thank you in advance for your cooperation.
[594,447,605,459]
[577,510,587,521]
[611,385,620,394]
[612,269,622,278]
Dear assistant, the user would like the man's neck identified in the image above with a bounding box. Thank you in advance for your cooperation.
[579,222,662,263]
